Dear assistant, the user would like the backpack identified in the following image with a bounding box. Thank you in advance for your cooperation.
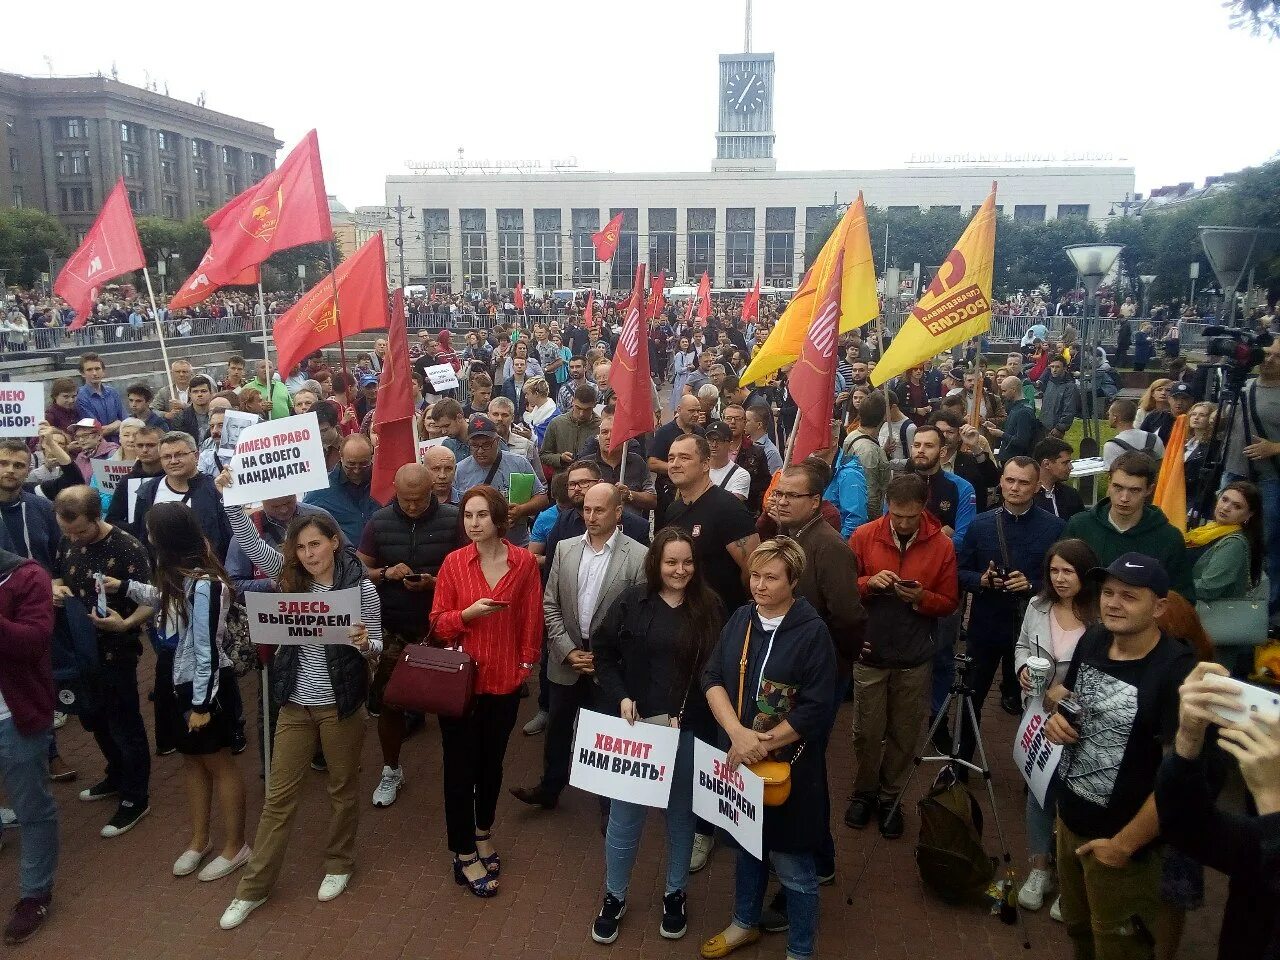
[1110,432,1159,457]
[915,775,995,903]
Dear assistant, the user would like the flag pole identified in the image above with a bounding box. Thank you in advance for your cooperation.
[323,241,349,376]
[782,408,800,466]
[142,268,176,398]
[257,277,274,419]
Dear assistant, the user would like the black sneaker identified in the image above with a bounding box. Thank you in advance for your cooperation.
[78,779,118,803]
[591,893,626,944]
[759,888,789,932]
[100,800,149,838]
[311,752,328,772]
[660,890,687,940]
[843,793,878,829]
[878,800,904,840]
[231,730,248,755]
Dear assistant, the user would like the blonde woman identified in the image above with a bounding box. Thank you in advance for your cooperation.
[1134,378,1172,432]
[521,377,557,444]
[1183,402,1217,513]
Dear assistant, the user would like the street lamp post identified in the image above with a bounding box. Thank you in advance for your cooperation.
[386,197,415,290]
[1198,227,1277,328]
[1188,261,1200,312]
[42,248,56,297]
[1064,243,1124,456]
[297,263,306,298]
[1139,274,1156,319]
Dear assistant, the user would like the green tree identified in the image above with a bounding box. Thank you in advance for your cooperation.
[1227,0,1280,37]
[0,209,72,287]
[135,216,211,286]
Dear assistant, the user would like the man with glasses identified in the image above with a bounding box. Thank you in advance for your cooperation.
[705,421,751,501]
[304,433,382,546]
[451,414,548,547]
[130,431,232,561]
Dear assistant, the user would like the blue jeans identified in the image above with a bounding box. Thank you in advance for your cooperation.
[1026,785,1058,860]
[733,847,818,960]
[0,720,58,898]
[604,729,695,899]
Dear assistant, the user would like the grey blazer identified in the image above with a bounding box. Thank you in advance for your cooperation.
[543,532,647,686]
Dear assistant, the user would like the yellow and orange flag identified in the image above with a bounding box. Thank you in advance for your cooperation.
[740,191,878,386]
[1155,413,1188,533]
[872,185,998,386]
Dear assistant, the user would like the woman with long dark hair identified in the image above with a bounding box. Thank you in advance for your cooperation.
[213,470,381,929]
[117,503,249,881]
[588,528,725,944]
[1012,538,1100,914]
[1189,481,1264,601]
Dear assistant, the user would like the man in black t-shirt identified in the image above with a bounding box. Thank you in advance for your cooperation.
[648,395,704,527]
[1045,552,1196,960]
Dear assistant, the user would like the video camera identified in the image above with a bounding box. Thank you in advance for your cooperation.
[1204,325,1270,371]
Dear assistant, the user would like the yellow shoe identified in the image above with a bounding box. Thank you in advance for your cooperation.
[699,926,761,959]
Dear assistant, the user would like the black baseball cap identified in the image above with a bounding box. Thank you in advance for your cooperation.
[704,420,733,441]
[1087,552,1169,598]
[466,414,498,438]
[1169,383,1193,399]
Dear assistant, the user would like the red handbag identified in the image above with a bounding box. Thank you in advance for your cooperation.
[383,643,476,718]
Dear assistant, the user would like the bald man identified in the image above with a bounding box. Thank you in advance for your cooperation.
[649,394,706,526]
[422,445,457,504]
[357,462,463,807]
[987,376,1039,461]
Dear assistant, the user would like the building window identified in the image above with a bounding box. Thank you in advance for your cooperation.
[60,186,91,213]
[120,122,138,144]
[128,189,145,213]
[156,131,171,151]
[976,204,1005,216]
[163,194,178,218]
[160,159,176,185]
[497,209,524,289]
[194,167,208,191]
[59,117,84,139]
[534,209,562,289]
[1056,204,1089,219]
[250,153,267,175]
[1013,205,1046,222]
[571,209,599,285]
[221,146,233,165]
[190,138,209,160]
[122,152,142,179]
[931,205,961,213]
[421,209,450,287]
[804,207,832,261]
[225,173,239,196]
[11,186,23,209]
[8,148,17,174]
[648,208,676,280]
[55,152,67,176]
[196,199,210,210]
[764,207,795,286]
[687,208,716,284]
[460,209,488,290]
[71,151,89,175]
[609,209,639,290]
[726,207,755,287]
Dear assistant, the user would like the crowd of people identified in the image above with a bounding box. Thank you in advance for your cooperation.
[0,295,1277,960]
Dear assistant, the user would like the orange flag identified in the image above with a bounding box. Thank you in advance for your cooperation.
[1154,413,1188,533]
[273,235,388,377]
[593,212,624,262]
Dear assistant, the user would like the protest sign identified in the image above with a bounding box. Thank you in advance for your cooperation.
[569,709,681,808]
[423,364,460,392]
[219,410,260,459]
[91,458,138,495]
[245,588,363,645]
[1012,695,1063,806]
[0,383,44,437]
[126,477,144,523]
[417,436,447,462]
[222,412,327,507]
[692,738,764,860]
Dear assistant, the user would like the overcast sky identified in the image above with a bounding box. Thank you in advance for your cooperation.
[9,0,1276,208]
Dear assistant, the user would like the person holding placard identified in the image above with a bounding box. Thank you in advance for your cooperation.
[589,527,725,945]
[131,432,232,562]
[698,539,837,960]
[213,470,383,930]
[1011,539,1099,915]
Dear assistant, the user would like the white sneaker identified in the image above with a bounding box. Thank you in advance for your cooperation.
[0,808,15,826]
[219,897,266,930]
[1050,896,1063,922]
[1017,867,1053,910]
[318,873,350,902]
[372,766,404,807]
[523,710,549,736]
[689,832,715,874]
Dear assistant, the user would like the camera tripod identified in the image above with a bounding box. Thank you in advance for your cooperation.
[845,651,1031,951]
[1189,364,1251,521]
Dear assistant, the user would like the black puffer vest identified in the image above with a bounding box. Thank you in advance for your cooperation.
[366,497,461,636]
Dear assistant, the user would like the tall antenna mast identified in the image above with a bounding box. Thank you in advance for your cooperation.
[744,0,752,52]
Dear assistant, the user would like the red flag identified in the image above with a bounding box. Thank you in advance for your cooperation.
[582,290,595,328]
[788,251,844,464]
[273,235,389,377]
[514,281,524,312]
[695,271,712,324]
[608,264,653,452]
[174,130,330,307]
[371,289,416,504]
[55,179,145,329]
[683,293,694,322]
[592,212,624,262]
[741,275,761,324]
[168,260,259,312]
[644,270,666,321]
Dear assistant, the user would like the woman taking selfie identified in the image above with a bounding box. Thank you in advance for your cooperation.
[429,485,541,898]
[589,528,724,944]
[698,538,837,960]
[213,469,382,930]
[1011,538,1100,914]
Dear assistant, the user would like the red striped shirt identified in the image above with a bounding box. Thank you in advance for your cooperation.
[430,540,542,695]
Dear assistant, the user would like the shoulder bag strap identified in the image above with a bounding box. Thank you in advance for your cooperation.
[736,621,752,723]
[483,459,501,487]
[995,510,1013,572]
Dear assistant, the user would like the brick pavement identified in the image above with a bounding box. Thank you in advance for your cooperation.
[2,654,1223,959]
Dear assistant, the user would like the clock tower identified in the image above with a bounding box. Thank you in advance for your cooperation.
[714,51,776,172]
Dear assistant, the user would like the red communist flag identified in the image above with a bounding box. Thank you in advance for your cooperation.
[582,290,595,328]
[273,235,389,377]
[644,270,665,321]
[592,212,624,262]
[741,275,761,324]
[56,179,145,329]
[371,288,416,505]
[514,281,524,312]
[695,271,711,324]
[788,250,845,464]
[168,258,259,312]
[608,263,653,453]
[683,292,694,322]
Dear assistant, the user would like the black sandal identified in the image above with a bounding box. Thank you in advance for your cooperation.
[453,854,499,897]
[475,831,501,876]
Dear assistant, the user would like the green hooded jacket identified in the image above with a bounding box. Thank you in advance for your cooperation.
[1064,500,1195,601]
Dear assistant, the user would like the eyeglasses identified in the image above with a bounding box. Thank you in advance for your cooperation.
[161,451,194,462]
[568,478,598,488]
[769,490,817,502]
[342,460,373,470]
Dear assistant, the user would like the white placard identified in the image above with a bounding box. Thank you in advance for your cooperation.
[219,410,260,459]
[568,709,681,808]
[0,382,44,437]
[245,588,363,645]
[222,412,327,507]
[417,436,447,462]
[692,738,764,860]
[422,364,460,391]
[1013,695,1063,807]
[91,458,137,495]
[126,477,143,523]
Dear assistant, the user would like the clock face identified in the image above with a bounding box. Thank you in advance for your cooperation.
[725,71,766,114]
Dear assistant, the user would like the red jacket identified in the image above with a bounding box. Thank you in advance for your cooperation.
[848,510,959,668]
[0,554,55,735]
